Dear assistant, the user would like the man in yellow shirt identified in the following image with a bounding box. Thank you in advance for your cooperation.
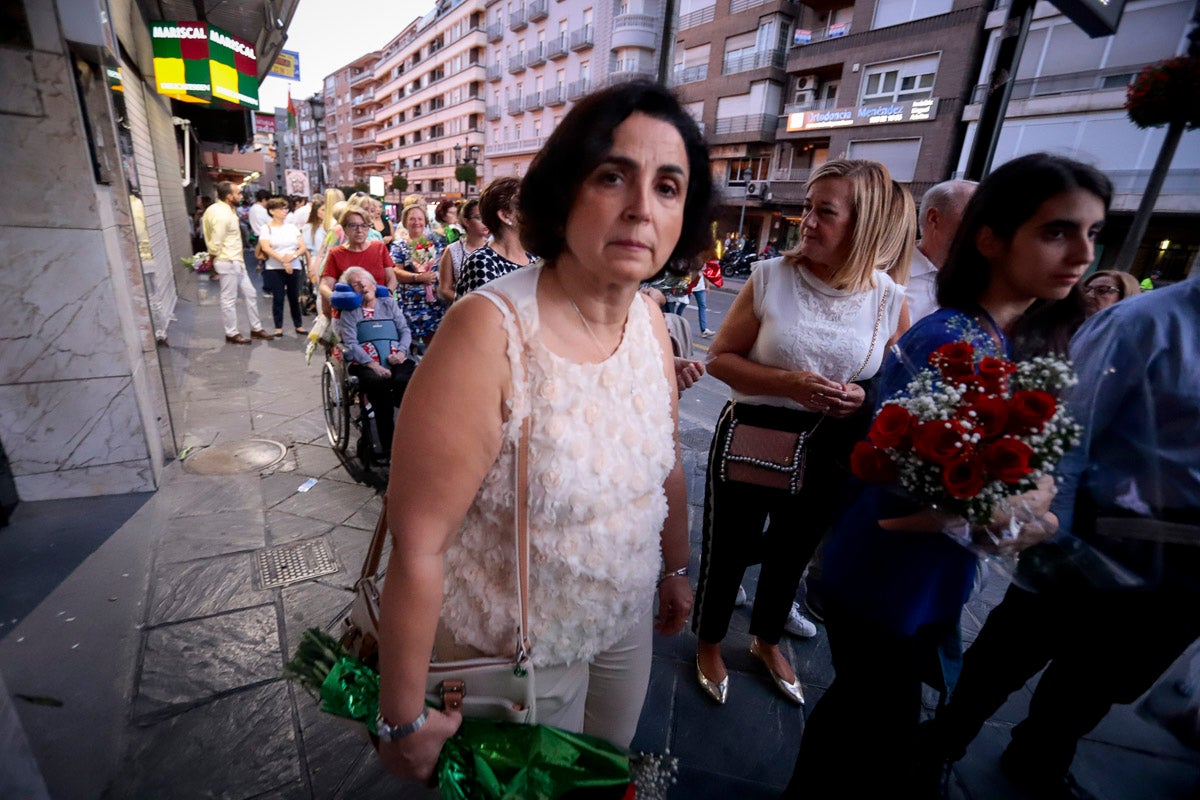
[202,181,273,344]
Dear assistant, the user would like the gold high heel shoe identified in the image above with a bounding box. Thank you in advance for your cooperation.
[750,638,804,705]
[695,656,729,705]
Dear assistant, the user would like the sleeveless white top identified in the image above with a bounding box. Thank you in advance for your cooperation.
[440,265,675,667]
[733,257,906,411]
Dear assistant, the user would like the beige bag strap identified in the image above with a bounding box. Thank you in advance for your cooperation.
[479,288,533,656]
[358,288,533,658]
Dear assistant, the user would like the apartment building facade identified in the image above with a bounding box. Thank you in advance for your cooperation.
[673,0,799,248]
[364,1,488,205]
[954,0,1199,278]
[482,0,668,180]
[324,53,379,187]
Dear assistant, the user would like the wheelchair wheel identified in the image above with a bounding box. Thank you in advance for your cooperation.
[321,361,350,450]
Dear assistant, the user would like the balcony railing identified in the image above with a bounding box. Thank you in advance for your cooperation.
[969,63,1148,104]
[508,54,526,73]
[609,62,657,84]
[529,0,549,20]
[678,4,715,29]
[613,12,659,32]
[713,113,779,136]
[792,22,853,46]
[352,88,376,105]
[730,0,777,12]
[486,104,501,120]
[782,97,839,114]
[547,35,568,60]
[509,8,528,30]
[351,70,374,87]
[673,63,708,84]
[487,22,504,42]
[507,97,525,114]
[486,136,549,156]
[486,63,502,82]
[722,47,786,75]
[771,167,813,183]
[567,78,591,99]
[527,44,546,66]
[545,85,567,106]
[524,91,543,110]
[569,24,594,51]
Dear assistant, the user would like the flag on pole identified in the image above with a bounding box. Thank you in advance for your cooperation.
[287,89,297,129]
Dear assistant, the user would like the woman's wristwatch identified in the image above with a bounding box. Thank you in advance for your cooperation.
[375,709,428,742]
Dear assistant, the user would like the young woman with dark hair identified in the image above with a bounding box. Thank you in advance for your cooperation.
[454,177,534,297]
[784,152,1112,798]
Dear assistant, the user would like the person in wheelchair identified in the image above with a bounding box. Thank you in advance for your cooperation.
[332,267,416,461]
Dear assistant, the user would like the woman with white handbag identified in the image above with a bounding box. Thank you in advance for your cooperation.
[374,82,714,783]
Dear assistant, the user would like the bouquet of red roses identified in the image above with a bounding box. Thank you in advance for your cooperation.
[850,341,1081,541]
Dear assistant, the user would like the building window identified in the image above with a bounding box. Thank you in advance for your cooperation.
[872,0,952,30]
[861,54,939,102]
[846,137,921,182]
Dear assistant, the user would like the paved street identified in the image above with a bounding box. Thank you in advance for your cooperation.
[1,270,1197,799]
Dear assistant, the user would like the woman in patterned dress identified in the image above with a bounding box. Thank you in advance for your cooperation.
[454,177,536,297]
[390,204,445,345]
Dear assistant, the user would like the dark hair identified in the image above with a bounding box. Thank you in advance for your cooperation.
[518,80,714,276]
[434,199,458,224]
[460,198,481,223]
[266,197,289,212]
[937,153,1112,311]
[255,189,270,202]
[216,181,236,201]
[479,176,521,233]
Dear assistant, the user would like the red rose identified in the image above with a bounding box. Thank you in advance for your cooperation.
[981,437,1035,484]
[978,356,1017,394]
[912,420,974,466]
[1007,390,1057,433]
[850,441,898,483]
[868,404,915,449]
[943,457,986,499]
[959,396,1010,439]
[929,342,975,378]
[955,375,988,397]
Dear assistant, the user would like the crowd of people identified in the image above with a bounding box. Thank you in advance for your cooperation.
[197,81,1197,800]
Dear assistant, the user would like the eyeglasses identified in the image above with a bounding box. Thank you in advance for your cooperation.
[344,223,370,230]
[1083,285,1119,297]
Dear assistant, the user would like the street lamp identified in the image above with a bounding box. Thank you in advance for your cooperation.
[307,95,326,192]
[453,138,480,196]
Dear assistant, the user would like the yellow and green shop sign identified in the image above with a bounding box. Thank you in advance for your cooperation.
[151,21,259,110]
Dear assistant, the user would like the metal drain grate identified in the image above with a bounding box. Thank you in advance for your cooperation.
[679,428,714,452]
[253,538,340,589]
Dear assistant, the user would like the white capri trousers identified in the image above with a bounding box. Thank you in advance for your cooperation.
[215,259,262,336]
[533,610,654,747]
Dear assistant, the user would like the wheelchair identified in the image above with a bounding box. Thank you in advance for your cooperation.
[320,283,418,482]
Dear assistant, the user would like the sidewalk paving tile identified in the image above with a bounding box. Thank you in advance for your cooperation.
[270,478,377,525]
[158,509,267,564]
[135,603,281,717]
[119,681,300,800]
[267,509,336,546]
[148,550,274,625]
[157,474,262,518]
[280,580,355,655]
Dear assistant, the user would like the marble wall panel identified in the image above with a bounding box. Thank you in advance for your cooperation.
[0,51,99,229]
[0,376,151,476]
[0,227,130,385]
[23,0,63,54]
[0,50,41,116]
[14,460,155,501]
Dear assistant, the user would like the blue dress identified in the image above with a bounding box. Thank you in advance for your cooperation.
[822,308,1010,639]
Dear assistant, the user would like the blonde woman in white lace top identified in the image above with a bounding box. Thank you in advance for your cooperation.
[375,82,715,784]
[692,159,914,710]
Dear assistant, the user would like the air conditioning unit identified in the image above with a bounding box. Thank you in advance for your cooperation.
[794,89,817,106]
[746,181,770,199]
[795,74,819,91]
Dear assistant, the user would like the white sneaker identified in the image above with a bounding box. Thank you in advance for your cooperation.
[734,585,748,607]
[700,328,716,337]
[784,602,817,638]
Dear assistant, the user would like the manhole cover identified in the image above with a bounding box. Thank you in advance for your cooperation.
[183,439,287,474]
[253,538,340,589]
[679,428,714,452]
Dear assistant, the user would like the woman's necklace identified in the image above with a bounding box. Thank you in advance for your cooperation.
[566,295,611,360]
